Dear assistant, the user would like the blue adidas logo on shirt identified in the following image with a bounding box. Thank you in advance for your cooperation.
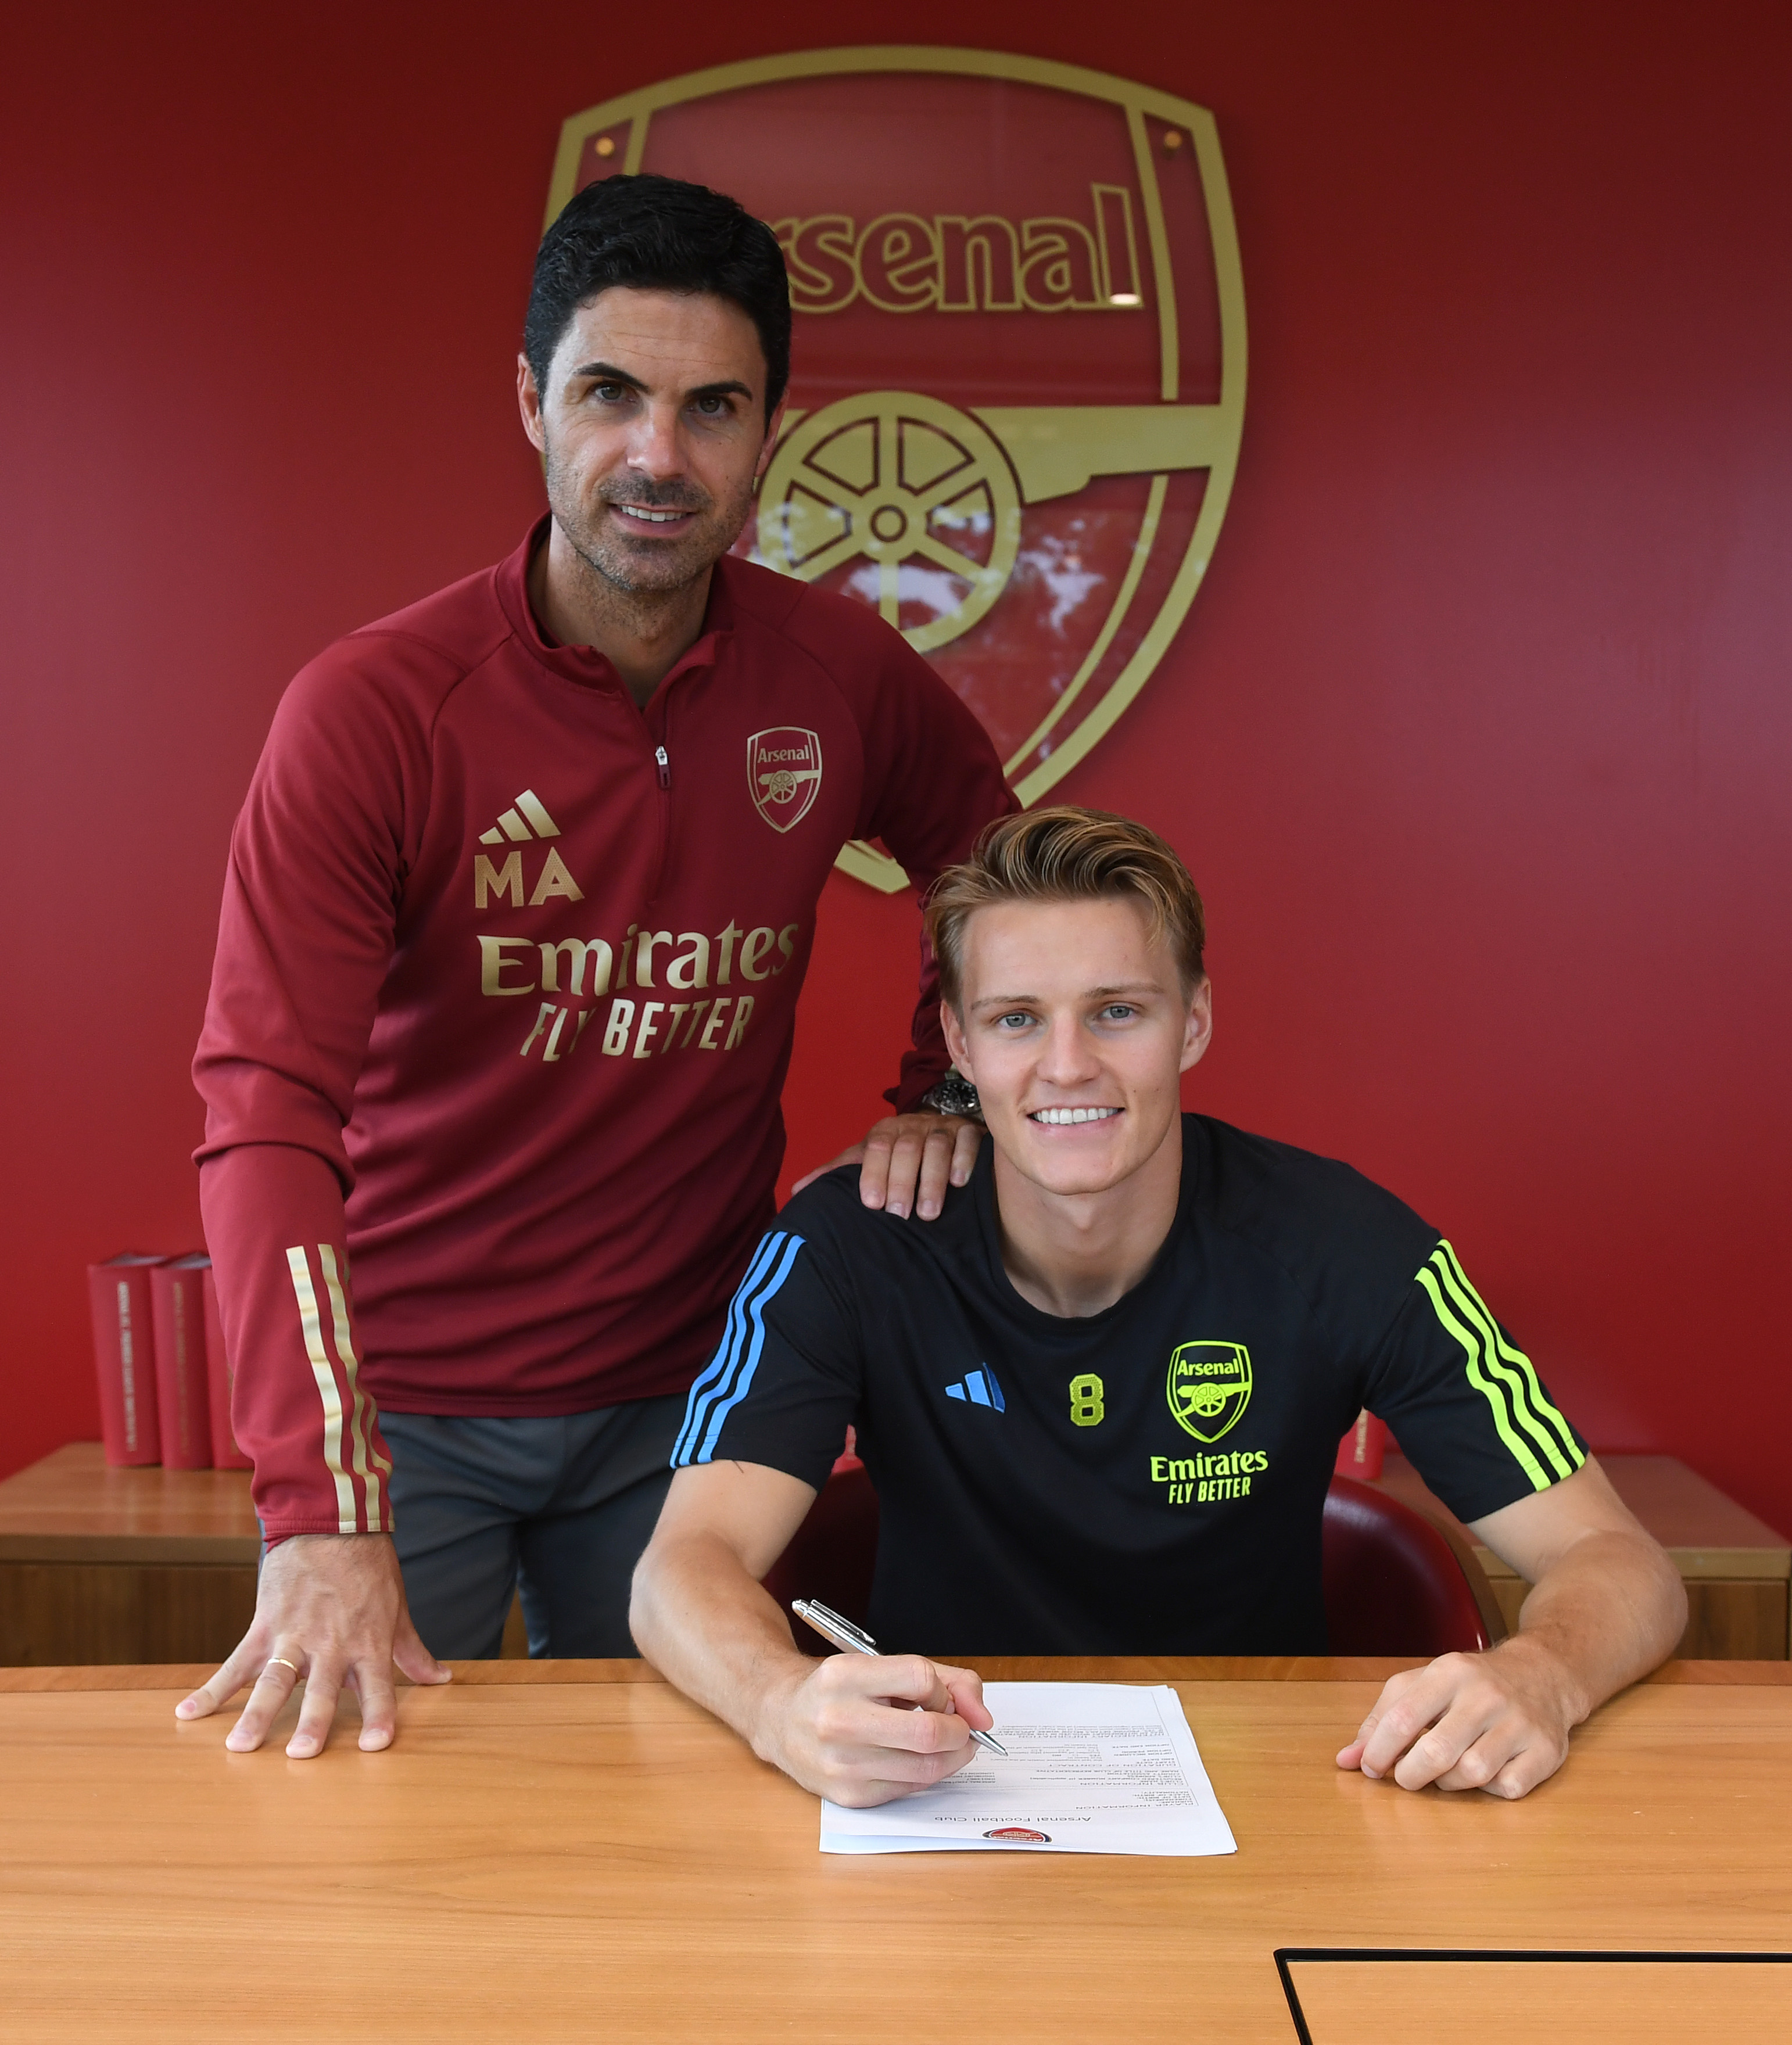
[945,1365,1005,1412]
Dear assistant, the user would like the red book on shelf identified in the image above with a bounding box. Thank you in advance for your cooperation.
[1335,1408,1390,1480]
[150,1254,214,1469]
[87,1253,169,1466]
[202,1265,252,1470]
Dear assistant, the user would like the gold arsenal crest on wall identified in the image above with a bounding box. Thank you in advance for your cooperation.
[548,47,1248,890]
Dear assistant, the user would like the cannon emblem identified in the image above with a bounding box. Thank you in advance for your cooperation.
[1167,1341,1253,1444]
[747,727,824,832]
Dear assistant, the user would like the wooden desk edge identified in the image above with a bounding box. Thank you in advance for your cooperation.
[4,1655,1789,1694]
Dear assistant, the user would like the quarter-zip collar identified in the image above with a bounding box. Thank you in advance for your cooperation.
[493,514,734,701]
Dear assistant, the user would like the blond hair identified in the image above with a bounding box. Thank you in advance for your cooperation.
[926,807,1206,1010]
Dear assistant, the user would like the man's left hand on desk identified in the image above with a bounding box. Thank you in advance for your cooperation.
[1336,1634,1583,1798]
[1335,1459,1686,1798]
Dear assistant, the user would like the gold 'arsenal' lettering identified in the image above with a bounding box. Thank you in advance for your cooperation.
[937,216,1021,311]
[773,184,1145,315]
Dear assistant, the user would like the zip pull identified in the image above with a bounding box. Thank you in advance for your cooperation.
[654,745,670,790]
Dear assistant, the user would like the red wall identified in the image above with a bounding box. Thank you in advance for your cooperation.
[4,3,1789,1531]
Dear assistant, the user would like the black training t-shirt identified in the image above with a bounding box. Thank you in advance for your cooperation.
[671,1114,1586,1655]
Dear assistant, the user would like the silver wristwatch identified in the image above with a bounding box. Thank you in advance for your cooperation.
[918,1070,983,1122]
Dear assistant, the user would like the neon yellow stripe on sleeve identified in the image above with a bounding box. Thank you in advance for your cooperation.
[1414,1261,1552,1490]
[1436,1242,1585,1477]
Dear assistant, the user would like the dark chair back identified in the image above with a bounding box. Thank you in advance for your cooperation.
[1322,1475,1504,1654]
[762,1461,1505,1657]
[762,1457,879,1644]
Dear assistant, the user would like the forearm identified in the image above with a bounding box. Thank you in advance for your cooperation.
[630,1532,816,1760]
[202,1143,392,1539]
[1507,1529,1687,1720]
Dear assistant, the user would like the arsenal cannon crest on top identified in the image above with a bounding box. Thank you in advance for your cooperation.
[747,727,823,833]
[1168,1341,1254,1444]
[548,47,1246,889]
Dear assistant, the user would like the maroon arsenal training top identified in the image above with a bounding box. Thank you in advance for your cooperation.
[193,521,1014,1541]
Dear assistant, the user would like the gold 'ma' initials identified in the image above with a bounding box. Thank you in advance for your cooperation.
[474,848,585,909]
[475,852,522,909]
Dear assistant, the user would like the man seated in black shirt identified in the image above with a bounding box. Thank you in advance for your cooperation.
[630,808,1685,1806]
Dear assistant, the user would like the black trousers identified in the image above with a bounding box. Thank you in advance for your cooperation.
[378,1394,683,1659]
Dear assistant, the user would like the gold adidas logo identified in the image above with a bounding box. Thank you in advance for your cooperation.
[479,789,560,845]
[474,790,583,907]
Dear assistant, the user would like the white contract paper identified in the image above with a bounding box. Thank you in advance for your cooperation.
[819,1682,1237,1856]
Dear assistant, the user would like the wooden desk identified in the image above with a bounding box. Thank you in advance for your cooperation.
[0,1657,1786,2043]
[1372,1454,1791,1659]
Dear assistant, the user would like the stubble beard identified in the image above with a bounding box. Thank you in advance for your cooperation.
[543,437,758,602]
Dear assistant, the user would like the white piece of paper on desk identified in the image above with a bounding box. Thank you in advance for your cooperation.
[819,1682,1237,1856]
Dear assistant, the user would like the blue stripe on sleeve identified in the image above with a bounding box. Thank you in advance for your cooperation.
[693,1233,806,1463]
[671,1232,784,1466]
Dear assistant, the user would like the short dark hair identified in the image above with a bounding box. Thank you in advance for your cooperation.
[525,173,791,421]
[926,807,1207,1010]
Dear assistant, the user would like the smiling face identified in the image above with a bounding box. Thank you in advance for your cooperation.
[517,286,782,597]
[941,895,1213,1201]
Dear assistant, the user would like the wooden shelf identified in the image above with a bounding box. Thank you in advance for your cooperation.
[0,1441,258,1565]
[1371,1452,1790,1658]
[4,1444,1787,1664]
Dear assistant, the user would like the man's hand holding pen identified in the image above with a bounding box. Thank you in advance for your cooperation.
[630,1461,999,1809]
[748,1650,997,1809]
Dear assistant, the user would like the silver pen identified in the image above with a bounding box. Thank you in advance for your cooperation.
[790,1598,1008,1756]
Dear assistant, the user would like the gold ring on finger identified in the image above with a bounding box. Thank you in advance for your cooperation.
[264,1656,302,1679]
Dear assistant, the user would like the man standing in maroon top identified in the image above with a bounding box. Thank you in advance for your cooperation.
[178,175,1013,1758]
